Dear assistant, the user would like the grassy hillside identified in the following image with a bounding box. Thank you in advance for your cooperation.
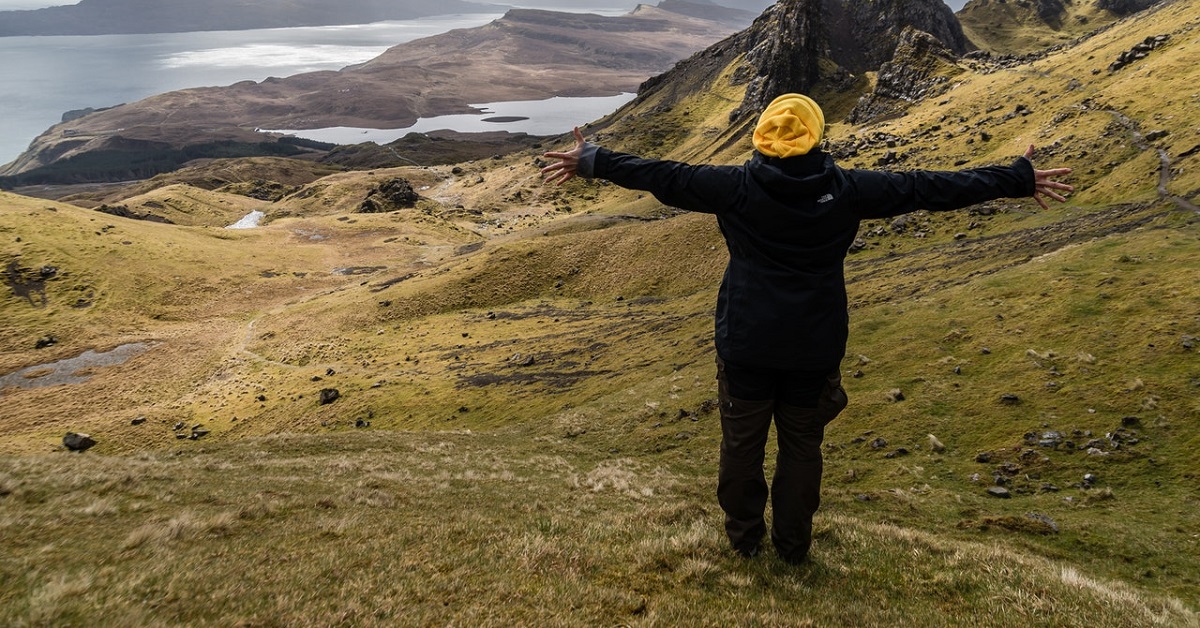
[1,0,1198,624]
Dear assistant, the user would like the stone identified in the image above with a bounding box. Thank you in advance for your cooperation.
[1121,416,1141,427]
[1000,393,1020,405]
[510,353,536,367]
[1083,473,1098,485]
[130,416,147,426]
[319,388,340,405]
[63,432,96,451]
[355,419,370,428]
[887,389,905,402]
[986,486,1011,498]
[35,335,58,349]
[1024,512,1059,533]
[1038,431,1064,448]
[975,452,992,464]
[173,422,185,431]
[869,437,888,450]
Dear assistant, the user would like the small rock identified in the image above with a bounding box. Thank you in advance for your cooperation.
[355,419,370,428]
[130,416,147,426]
[980,347,991,355]
[1121,416,1141,427]
[975,452,992,464]
[35,336,58,349]
[1025,512,1059,533]
[173,422,185,431]
[869,437,889,450]
[1083,473,1098,485]
[510,353,536,367]
[190,429,210,440]
[887,389,905,402]
[319,389,340,405]
[986,486,1011,498]
[63,432,96,451]
[326,368,336,376]
[1000,393,1020,405]
[256,394,267,402]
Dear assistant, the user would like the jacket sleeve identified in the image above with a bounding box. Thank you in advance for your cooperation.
[578,143,744,215]
[845,157,1036,219]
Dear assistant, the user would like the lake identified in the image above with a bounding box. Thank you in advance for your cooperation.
[261,92,638,143]
[0,6,632,166]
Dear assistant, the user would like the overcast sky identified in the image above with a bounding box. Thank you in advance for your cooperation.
[0,1,973,11]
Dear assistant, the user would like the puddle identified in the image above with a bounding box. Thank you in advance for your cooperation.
[226,211,266,229]
[0,343,152,392]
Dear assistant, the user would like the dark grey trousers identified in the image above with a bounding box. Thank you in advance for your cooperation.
[716,359,848,562]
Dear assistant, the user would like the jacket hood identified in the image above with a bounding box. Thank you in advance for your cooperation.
[748,149,837,208]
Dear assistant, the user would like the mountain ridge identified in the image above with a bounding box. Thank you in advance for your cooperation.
[0,0,496,37]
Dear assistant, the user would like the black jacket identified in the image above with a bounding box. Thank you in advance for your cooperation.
[578,144,1035,370]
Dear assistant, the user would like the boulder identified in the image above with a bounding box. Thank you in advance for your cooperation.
[63,432,96,451]
[319,388,340,405]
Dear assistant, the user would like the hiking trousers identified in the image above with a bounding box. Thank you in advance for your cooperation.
[716,357,848,562]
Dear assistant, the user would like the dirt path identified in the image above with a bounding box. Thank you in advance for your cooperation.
[1106,108,1200,214]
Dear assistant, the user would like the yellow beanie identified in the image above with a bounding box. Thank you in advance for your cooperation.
[753,93,825,158]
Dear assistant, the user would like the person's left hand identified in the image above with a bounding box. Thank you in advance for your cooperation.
[1024,145,1074,210]
[541,127,586,185]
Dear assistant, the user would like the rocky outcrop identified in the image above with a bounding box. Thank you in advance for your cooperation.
[824,0,972,74]
[849,27,965,124]
[730,0,824,121]
[638,0,972,127]
[359,178,419,213]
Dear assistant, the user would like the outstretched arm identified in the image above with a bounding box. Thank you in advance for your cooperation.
[851,145,1074,219]
[540,127,745,215]
[1025,144,1074,210]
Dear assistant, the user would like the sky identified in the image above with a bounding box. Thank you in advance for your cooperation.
[0,1,973,11]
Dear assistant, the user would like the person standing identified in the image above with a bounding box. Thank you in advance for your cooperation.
[541,94,1072,563]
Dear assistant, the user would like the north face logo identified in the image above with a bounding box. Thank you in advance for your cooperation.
[817,193,834,203]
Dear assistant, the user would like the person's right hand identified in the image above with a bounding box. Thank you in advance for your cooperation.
[1024,145,1074,210]
[541,127,586,185]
